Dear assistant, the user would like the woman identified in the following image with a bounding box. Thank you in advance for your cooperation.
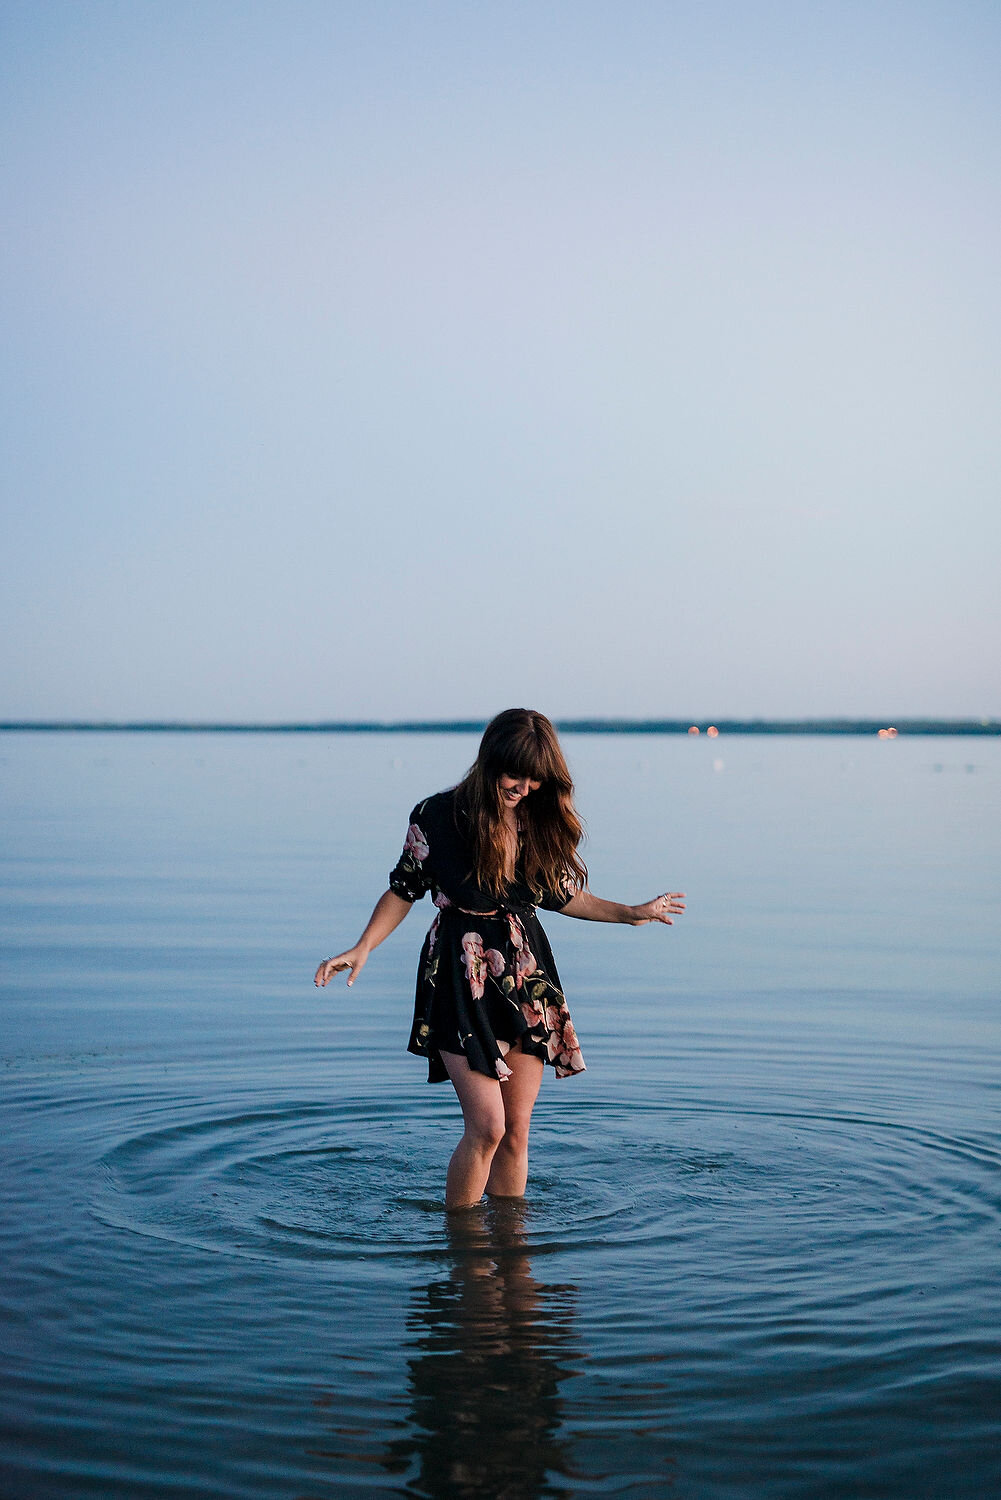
[315,709,684,1209]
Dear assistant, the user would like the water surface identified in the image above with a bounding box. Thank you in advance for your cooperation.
[2,732,999,1497]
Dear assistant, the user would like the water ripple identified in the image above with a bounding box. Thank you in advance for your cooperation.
[92,1089,1001,1272]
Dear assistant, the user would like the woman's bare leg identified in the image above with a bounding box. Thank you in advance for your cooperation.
[485,1043,544,1199]
[439,1050,507,1209]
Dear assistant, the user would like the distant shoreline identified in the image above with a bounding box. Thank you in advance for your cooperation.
[1,718,998,736]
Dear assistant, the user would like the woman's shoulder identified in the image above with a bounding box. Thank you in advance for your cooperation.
[408,786,464,829]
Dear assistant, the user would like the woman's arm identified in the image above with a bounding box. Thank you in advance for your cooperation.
[314,889,414,988]
[559,890,685,926]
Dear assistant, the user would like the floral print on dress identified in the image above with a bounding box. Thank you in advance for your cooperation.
[405,823,430,862]
[427,893,452,957]
[519,980,546,1028]
[506,913,539,989]
[389,820,433,904]
[546,1003,585,1076]
[514,942,538,989]
[455,922,585,1079]
[460,931,506,1001]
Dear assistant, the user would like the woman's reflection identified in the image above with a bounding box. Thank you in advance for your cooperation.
[386,1198,580,1498]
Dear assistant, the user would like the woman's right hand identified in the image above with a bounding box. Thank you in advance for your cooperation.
[313,891,413,990]
[314,947,368,988]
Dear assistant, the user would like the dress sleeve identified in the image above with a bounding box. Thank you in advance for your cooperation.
[537,873,576,912]
[388,804,433,904]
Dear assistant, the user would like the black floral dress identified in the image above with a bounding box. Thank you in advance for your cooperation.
[389,789,586,1084]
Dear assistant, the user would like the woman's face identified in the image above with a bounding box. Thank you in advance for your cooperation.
[497,773,541,810]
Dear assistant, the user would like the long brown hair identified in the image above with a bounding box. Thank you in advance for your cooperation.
[455,708,587,902]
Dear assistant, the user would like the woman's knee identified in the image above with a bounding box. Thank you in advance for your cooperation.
[465,1122,504,1152]
[499,1115,532,1154]
[466,1109,506,1152]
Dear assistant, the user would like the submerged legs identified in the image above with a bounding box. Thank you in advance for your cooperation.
[439,1045,544,1210]
[484,1046,544,1198]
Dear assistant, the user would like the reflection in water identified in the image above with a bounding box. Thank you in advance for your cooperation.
[387,1199,581,1499]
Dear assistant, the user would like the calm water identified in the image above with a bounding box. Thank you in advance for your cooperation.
[1,731,999,1499]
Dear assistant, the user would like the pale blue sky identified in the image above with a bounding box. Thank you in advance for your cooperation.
[2,0,999,720]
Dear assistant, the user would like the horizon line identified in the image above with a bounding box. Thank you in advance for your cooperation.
[1,717,998,736]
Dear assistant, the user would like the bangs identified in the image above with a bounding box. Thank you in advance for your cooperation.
[489,731,565,788]
[501,741,551,782]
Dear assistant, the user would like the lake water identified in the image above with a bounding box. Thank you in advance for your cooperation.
[1,730,999,1498]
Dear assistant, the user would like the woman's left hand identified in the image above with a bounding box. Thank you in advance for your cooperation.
[630,892,686,926]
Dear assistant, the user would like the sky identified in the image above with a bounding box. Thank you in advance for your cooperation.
[2,0,999,721]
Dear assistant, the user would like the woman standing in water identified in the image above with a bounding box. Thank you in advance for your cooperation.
[315,709,684,1209]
